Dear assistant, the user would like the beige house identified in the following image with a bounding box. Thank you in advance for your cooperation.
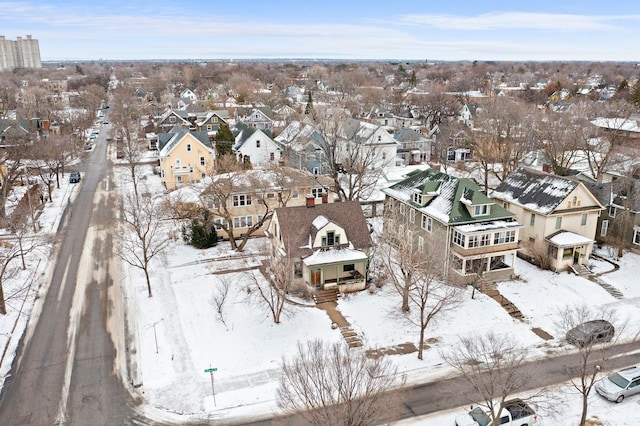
[267,200,372,293]
[491,167,604,272]
[158,127,215,190]
[173,168,334,241]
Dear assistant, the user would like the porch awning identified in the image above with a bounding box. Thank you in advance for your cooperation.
[302,248,368,267]
[546,231,594,248]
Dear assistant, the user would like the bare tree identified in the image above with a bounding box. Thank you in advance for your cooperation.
[443,332,533,426]
[209,275,235,329]
[245,245,293,324]
[380,225,462,359]
[115,188,171,298]
[557,305,623,426]
[315,118,384,202]
[0,222,45,314]
[276,339,403,426]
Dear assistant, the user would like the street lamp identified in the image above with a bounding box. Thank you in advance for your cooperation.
[150,319,164,354]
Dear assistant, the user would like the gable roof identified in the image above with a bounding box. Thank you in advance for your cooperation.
[158,126,212,156]
[233,121,274,150]
[383,168,515,225]
[491,167,589,215]
[274,201,372,260]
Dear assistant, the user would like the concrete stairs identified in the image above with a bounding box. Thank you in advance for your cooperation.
[481,283,525,321]
[313,288,339,304]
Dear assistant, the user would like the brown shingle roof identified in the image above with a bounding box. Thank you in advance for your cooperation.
[274,201,372,259]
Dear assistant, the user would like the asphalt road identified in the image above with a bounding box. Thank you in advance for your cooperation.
[0,120,147,425]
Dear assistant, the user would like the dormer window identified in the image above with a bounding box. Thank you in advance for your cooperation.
[321,231,341,247]
[413,193,422,204]
[474,205,489,216]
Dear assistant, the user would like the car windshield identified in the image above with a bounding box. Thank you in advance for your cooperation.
[608,373,630,389]
[469,407,491,426]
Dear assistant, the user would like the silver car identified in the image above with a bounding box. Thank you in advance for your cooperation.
[595,366,640,403]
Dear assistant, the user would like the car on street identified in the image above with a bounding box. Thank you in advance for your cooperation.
[69,171,81,183]
[566,320,614,347]
[84,142,93,150]
[595,366,640,403]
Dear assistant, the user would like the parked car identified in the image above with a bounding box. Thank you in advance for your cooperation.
[455,399,538,426]
[84,142,93,150]
[595,366,640,403]
[566,320,614,347]
[69,171,81,183]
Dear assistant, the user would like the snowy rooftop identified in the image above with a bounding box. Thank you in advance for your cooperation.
[547,231,594,247]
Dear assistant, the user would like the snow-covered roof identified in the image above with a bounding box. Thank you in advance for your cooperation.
[302,247,368,267]
[546,231,594,247]
[311,215,330,230]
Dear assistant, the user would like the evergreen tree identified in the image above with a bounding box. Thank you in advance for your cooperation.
[182,209,218,249]
[215,123,234,157]
[304,91,314,115]
[630,80,640,108]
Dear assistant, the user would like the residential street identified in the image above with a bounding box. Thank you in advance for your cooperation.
[0,125,148,425]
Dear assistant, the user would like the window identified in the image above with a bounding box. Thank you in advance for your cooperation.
[581,213,588,226]
[233,216,253,228]
[413,193,422,204]
[609,206,617,218]
[530,213,536,226]
[494,230,516,244]
[200,156,205,166]
[291,189,299,198]
[601,220,609,237]
[453,230,465,247]
[409,209,415,223]
[418,236,424,253]
[213,218,228,230]
[474,205,488,216]
[270,152,275,161]
[233,194,252,206]
[555,216,562,230]
[176,176,182,183]
[294,262,302,277]
[468,233,490,248]
[186,143,192,152]
[343,264,355,272]
[175,158,181,167]
[633,227,640,245]
[169,116,176,123]
[400,203,406,215]
[256,140,261,148]
[311,187,324,198]
[421,214,432,232]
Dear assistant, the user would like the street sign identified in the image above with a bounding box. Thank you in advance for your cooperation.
[204,367,217,373]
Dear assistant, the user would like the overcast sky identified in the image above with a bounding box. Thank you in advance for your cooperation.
[2,0,640,62]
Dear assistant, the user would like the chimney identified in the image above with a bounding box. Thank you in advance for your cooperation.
[322,192,328,204]
[306,195,315,208]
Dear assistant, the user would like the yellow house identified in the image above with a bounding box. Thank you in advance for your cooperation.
[491,167,604,272]
[158,127,215,190]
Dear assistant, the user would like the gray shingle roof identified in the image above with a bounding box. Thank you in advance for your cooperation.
[491,167,580,215]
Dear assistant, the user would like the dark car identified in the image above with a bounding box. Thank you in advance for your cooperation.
[69,171,81,183]
[566,320,614,347]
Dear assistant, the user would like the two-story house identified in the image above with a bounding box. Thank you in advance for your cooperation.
[275,119,329,174]
[382,168,521,284]
[158,127,215,190]
[174,168,335,241]
[233,121,282,168]
[491,167,605,272]
[337,118,399,169]
[267,200,372,294]
[393,128,432,165]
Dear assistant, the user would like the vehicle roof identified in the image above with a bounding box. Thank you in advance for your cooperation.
[572,319,612,333]
[616,366,640,381]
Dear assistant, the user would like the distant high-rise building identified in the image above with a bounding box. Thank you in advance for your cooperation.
[0,35,42,70]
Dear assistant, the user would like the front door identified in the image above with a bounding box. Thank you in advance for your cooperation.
[573,248,580,264]
[311,269,321,287]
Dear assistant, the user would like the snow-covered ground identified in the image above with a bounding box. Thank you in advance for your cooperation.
[1,162,640,425]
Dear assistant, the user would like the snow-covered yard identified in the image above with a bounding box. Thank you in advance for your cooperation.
[1,163,640,425]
